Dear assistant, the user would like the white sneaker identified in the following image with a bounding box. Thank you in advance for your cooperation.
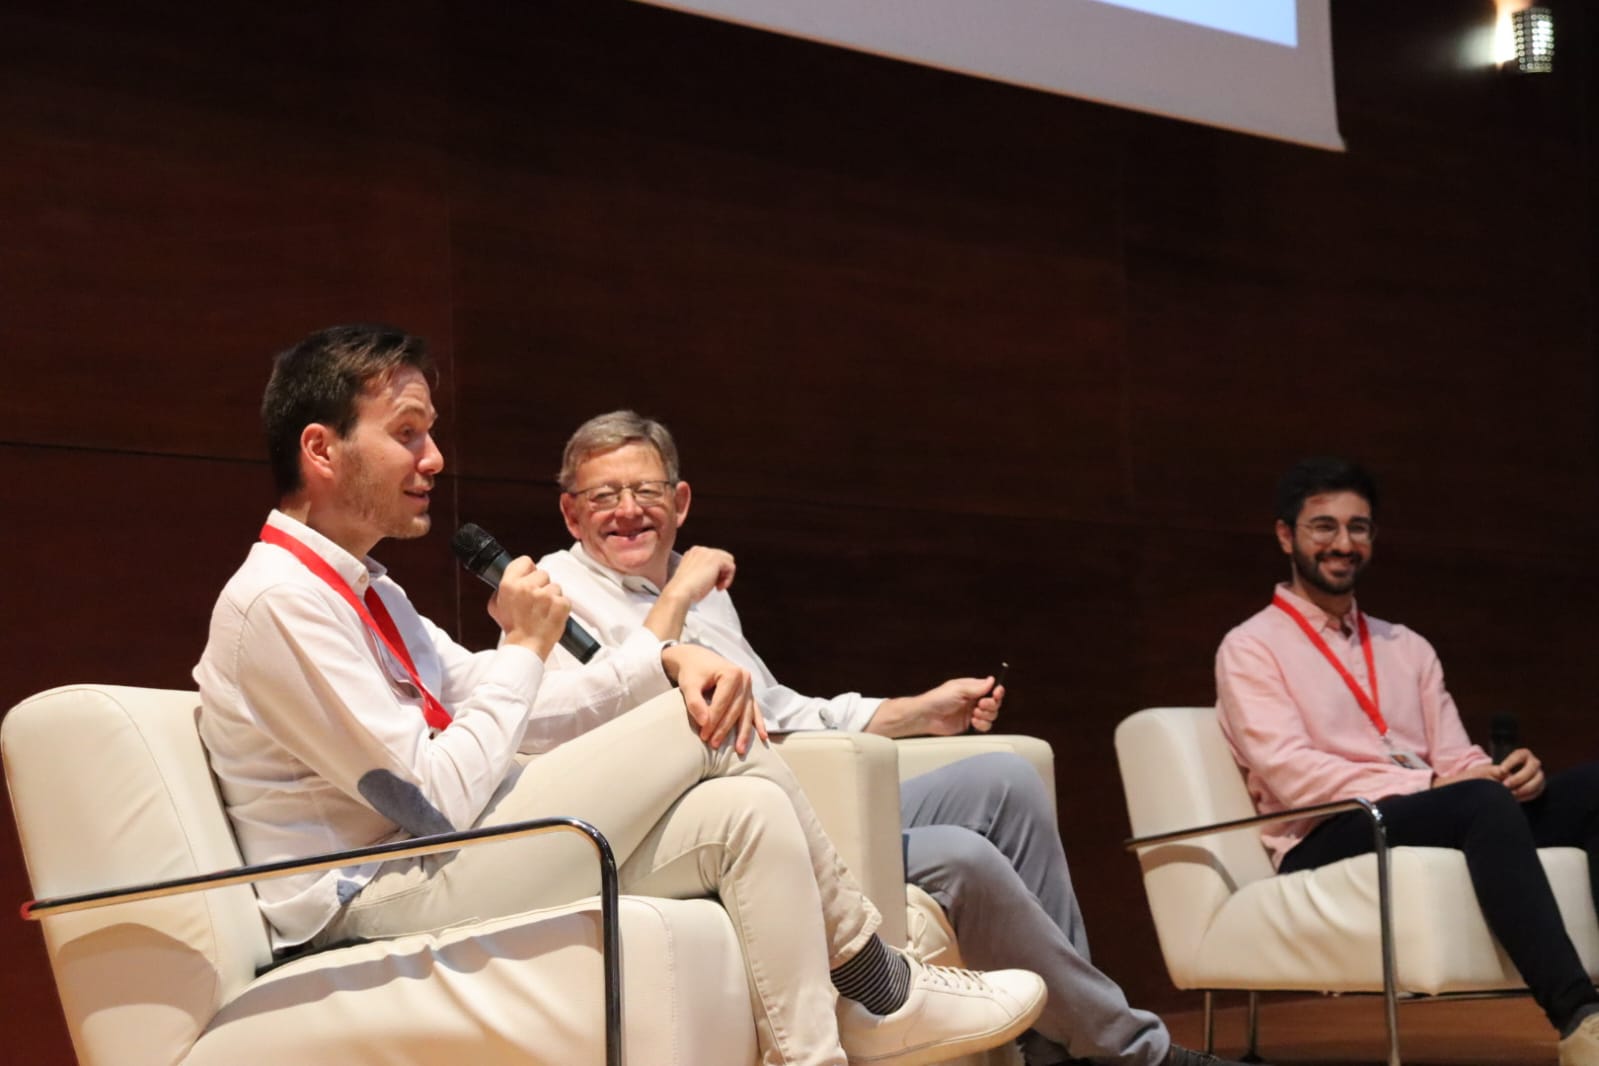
[835,955,1047,1066]
[1560,1011,1599,1066]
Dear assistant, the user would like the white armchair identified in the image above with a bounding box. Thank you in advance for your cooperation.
[4,685,758,1066]
[1115,706,1599,1066]
[4,683,1056,1066]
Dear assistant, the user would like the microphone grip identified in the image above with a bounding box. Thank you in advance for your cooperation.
[1489,712,1519,764]
[469,548,601,664]
[558,618,601,664]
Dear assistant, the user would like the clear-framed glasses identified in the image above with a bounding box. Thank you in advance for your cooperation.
[570,480,674,512]
[1299,517,1377,545]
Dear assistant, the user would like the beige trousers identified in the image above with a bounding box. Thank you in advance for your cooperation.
[317,690,881,1066]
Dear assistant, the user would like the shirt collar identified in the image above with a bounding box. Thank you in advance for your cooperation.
[265,509,387,593]
[1274,581,1361,636]
[569,541,678,597]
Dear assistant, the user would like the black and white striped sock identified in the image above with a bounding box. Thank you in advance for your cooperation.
[830,934,912,1016]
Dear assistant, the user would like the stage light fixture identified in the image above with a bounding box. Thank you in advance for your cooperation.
[1511,6,1554,73]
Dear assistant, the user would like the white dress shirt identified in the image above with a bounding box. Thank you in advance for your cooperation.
[514,618,677,754]
[195,510,544,948]
[538,544,882,733]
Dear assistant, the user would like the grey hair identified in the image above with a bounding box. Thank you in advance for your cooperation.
[558,409,681,490]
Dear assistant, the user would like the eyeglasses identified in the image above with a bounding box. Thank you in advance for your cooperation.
[1299,518,1377,545]
[569,480,674,512]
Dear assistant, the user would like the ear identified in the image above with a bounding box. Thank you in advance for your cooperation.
[299,423,339,488]
[1275,519,1295,556]
[672,480,692,528]
[559,493,584,540]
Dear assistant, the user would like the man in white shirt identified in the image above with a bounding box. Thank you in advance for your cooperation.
[194,325,1046,1066]
[535,409,1253,1066]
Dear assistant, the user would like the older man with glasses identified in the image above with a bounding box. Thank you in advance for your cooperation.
[522,409,1258,1066]
[1216,456,1599,1066]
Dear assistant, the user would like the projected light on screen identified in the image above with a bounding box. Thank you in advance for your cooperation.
[1092,0,1297,47]
[633,0,1342,150]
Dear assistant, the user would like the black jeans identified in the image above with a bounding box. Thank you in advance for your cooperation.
[1280,763,1599,1030]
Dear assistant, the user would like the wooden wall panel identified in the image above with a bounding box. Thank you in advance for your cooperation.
[2,1,1595,1061]
[446,2,1131,521]
[0,3,455,459]
[1121,117,1595,550]
[3,449,264,704]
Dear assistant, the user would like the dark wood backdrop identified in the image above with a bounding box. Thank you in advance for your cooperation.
[2,1,1594,1062]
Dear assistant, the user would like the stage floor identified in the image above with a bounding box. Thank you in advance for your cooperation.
[1164,992,1555,1065]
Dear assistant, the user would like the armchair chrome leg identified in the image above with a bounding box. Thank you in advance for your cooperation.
[573,820,624,1066]
[1239,990,1262,1063]
[1382,961,1401,1066]
[1203,990,1215,1054]
[1366,803,1402,1066]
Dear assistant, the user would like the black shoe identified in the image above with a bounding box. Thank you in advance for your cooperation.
[1165,1046,1268,1066]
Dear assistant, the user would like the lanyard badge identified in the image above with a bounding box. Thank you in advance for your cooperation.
[1272,593,1427,771]
[260,523,453,732]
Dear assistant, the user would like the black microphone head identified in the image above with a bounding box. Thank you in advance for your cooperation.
[452,522,598,661]
[451,523,505,577]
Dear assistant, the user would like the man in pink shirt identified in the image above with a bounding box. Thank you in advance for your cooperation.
[1216,456,1599,1066]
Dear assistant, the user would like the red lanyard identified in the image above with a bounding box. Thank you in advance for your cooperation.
[1272,592,1384,735]
[259,523,453,732]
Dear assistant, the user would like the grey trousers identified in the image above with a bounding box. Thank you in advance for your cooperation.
[901,752,1169,1066]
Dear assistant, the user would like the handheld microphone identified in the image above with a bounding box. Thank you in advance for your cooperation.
[450,523,601,663]
[1489,712,1519,764]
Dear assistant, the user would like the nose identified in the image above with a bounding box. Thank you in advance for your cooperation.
[613,488,644,518]
[1329,524,1355,551]
[419,433,445,476]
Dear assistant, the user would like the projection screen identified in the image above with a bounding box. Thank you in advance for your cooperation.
[631,0,1344,151]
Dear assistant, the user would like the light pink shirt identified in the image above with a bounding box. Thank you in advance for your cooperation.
[1216,583,1489,867]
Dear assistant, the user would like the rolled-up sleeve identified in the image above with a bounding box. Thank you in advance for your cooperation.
[518,628,675,753]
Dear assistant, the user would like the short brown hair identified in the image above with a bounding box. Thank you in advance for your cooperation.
[261,324,434,496]
[558,410,681,491]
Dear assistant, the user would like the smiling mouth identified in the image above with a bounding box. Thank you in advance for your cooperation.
[1318,554,1362,578]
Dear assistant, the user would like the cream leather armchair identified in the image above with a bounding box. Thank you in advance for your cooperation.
[5,683,1055,1066]
[5,685,763,1066]
[1115,706,1599,1066]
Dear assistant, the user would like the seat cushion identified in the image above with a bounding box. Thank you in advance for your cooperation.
[187,896,756,1066]
[1191,846,1599,995]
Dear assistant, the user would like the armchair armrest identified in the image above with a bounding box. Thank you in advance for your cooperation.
[21,816,625,1066]
[895,734,1055,811]
[772,730,908,946]
[1122,797,1382,851]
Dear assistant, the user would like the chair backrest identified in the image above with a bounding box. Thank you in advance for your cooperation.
[1114,706,1276,988]
[3,685,273,1066]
